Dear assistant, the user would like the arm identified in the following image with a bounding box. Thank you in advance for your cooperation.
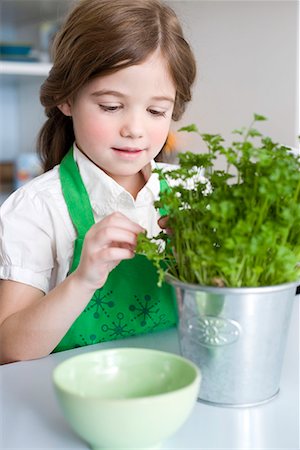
[0,275,93,363]
[0,212,144,364]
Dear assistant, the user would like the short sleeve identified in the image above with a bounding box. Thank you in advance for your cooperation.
[0,187,56,293]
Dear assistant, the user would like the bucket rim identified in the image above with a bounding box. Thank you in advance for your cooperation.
[165,273,300,294]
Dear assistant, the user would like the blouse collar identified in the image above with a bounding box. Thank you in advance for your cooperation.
[72,144,161,212]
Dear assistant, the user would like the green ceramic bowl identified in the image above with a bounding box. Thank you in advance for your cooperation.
[53,347,201,449]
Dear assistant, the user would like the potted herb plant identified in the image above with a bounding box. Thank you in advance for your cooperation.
[137,114,300,407]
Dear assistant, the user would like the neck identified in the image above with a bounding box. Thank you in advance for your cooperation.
[113,171,147,199]
[76,144,150,199]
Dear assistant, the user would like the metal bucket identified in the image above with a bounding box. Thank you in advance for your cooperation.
[167,275,298,407]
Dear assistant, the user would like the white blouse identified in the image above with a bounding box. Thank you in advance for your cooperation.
[0,146,172,294]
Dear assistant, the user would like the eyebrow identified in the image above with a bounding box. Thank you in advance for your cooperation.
[91,89,175,103]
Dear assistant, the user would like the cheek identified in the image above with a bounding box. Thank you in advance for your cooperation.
[88,122,110,139]
[150,124,170,149]
[75,114,110,141]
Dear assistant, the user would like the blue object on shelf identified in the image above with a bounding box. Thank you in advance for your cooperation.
[0,43,32,56]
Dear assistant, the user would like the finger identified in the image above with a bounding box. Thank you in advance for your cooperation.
[158,215,169,229]
[93,227,139,248]
[100,212,145,235]
[158,215,172,235]
[112,242,136,252]
[95,246,135,263]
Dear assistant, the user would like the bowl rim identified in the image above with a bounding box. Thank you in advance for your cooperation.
[53,347,201,402]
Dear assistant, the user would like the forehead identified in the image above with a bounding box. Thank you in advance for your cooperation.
[83,51,176,99]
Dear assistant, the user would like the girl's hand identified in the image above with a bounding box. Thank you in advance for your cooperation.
[158,215,172,235]
[74,212,144,291]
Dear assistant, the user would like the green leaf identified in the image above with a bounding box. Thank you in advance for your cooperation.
[178,124,199,133]
[232,128,244,135]
[135,232,166,286]
[254,113,267,121]
[139,114,300,287]
[248,128,262,137]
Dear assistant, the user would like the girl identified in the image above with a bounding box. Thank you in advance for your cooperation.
[0,0,196,363]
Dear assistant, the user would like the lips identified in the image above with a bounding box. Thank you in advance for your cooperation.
[112,147,143,153]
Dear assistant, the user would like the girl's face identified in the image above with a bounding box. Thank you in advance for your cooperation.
[59,50,176,192]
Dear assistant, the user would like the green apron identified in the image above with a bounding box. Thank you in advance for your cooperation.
[53,148,177,352]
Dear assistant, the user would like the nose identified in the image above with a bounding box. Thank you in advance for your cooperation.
[120,112,144,139]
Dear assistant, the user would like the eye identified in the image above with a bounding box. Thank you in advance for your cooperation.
[99,105,122,113]
[148,109,166,118]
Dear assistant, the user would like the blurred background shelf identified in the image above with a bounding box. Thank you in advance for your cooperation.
[0,61,52,76]
[1,0,63,173]
[1,0,71,27]
[0,0,298,203]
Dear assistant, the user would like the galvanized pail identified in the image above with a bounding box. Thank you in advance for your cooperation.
[168,275,298,407]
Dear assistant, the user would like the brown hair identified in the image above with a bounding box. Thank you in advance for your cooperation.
[37,0,197,171]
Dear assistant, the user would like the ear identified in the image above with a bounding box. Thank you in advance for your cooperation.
[58,101,72,117]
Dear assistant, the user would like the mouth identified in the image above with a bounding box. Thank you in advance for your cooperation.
[112,147,144,154]
[111,147,145,159]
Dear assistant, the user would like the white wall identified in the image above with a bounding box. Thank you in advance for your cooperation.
[167,0,299,154]
[0,0,298,163]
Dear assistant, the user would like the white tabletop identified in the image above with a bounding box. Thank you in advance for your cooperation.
[1,298,299,450]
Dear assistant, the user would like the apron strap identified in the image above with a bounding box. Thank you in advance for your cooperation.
[158,178,170,217]
[59,147,95,238]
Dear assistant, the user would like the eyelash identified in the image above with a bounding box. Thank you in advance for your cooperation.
[99,105,121,112]
[148,109,166,118]
[99,105,166,117]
